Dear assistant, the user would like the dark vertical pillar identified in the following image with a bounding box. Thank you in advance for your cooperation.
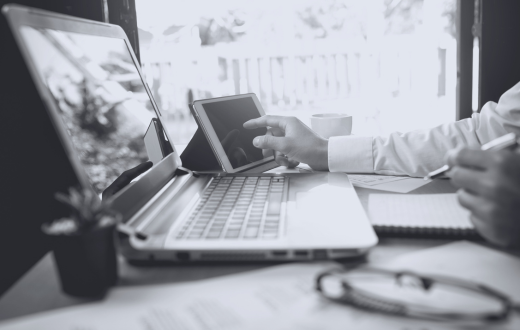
[0,2,83,295]
[54,0,107,22]
[0,0,106,22]
[107,0,140,63]
[479,0,520,109]
[456,0,474,120]
[0,1,141,63]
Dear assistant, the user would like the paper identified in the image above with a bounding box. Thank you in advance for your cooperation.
[3,242,519,330]
[266,169,430,193]
[380,241,520,293]
[275,241,520,330]
[348,174,408,186]
[0,262,336,330]
[348,174,431,193]
[368,193,473,228]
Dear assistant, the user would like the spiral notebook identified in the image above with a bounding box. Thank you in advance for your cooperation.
[368,194,480,239]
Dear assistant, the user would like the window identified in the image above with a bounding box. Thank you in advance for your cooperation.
[136,0,456,145]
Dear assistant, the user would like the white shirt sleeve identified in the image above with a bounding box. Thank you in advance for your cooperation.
[328,81,520,177]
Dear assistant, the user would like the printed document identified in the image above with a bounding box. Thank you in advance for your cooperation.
[267,241,520,330]
[2,242,519,330]
[0,263,335,330]
[348,174,431,193]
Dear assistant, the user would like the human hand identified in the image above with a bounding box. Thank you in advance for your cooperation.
[102,161,153,200]
[243,115,329,170]
[447,148,520,248]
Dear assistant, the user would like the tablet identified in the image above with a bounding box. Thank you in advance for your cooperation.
[191,94,276,173]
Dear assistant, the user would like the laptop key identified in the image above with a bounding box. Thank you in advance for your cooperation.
[266,192,282,215]
[244,228,259,238]
[185,175,288,240]
[225,230,241,237]
[206,232,220,238]
[263,230,278,235]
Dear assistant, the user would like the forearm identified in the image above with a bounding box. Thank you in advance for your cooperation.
[328,118,485,177]
[330,114,506,177]
[328,81,520,176]
[371,118,484,177]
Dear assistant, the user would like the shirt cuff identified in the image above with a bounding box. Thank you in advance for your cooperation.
[328,136,374,173]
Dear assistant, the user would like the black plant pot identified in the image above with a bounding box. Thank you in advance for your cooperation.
[47,224,118,298]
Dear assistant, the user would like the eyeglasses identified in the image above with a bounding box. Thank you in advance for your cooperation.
[315,267,520,323]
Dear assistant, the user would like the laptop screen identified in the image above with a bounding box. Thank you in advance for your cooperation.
[18,26,158,194]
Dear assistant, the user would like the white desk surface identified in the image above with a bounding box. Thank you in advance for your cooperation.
[0,179,462,322]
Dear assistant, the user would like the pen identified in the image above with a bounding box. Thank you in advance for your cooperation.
[424,132,519,180]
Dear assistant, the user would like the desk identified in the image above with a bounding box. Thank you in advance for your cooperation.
[0,179,457,322]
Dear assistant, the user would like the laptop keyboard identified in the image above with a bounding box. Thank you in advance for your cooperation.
[175,176,287,240]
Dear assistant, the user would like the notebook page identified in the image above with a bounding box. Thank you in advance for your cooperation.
[348,175,407,186]
[368,193,473,228]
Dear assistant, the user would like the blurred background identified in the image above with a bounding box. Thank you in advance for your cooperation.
[135,0,456,145]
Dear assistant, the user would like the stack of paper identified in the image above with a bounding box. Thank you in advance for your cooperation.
[368,193,473,229]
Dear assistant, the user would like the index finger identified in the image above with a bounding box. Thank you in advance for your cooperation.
[243,115,290,130]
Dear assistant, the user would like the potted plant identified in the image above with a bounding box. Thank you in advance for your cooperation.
[42,187,120,298]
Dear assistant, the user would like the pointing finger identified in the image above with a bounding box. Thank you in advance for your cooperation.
[252,135,287,153]
[244,115,291,130]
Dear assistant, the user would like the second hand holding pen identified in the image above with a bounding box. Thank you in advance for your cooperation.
[424,132,519,180]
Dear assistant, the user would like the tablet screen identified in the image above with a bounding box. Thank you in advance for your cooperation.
[202,97,267,169]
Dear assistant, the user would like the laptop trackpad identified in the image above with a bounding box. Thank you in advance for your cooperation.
[288,186,351,243]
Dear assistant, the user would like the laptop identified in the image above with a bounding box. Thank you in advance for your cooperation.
[3,4,378,261]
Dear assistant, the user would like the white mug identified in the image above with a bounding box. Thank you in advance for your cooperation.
[310,113,352,139]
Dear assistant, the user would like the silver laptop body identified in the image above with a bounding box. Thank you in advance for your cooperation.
[4,4,378,262]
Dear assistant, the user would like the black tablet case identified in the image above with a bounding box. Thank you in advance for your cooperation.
[179,104,222,172]
[180,127,222,172]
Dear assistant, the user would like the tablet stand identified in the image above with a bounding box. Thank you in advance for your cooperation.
[180,127,223,172]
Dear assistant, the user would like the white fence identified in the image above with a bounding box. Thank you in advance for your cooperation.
[141,37,455,142]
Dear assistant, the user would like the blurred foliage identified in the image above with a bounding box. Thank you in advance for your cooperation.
[46,58,148,194]
[191,0,456,45]
[46,187,118,234]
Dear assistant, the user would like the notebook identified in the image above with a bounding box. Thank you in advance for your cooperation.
[368,194,481,239]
